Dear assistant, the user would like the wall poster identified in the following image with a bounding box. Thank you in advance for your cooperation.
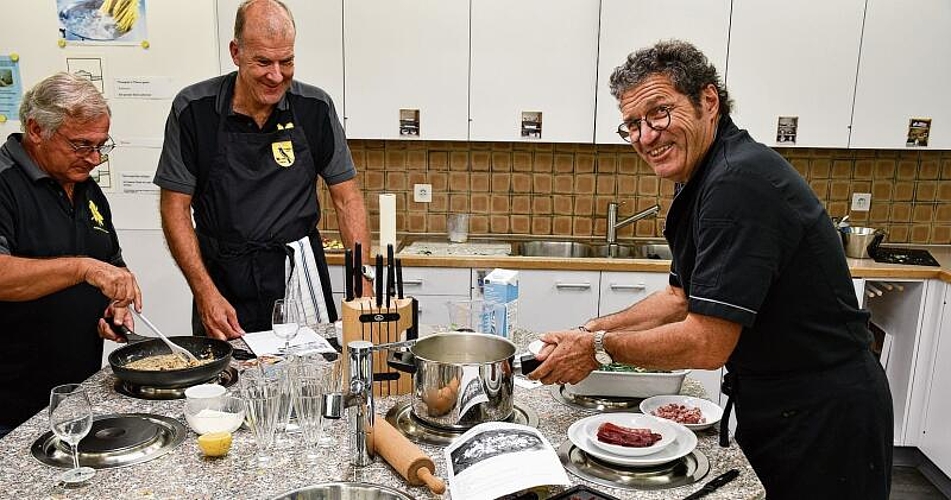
[0,55,24,123]
[56,0,148,45]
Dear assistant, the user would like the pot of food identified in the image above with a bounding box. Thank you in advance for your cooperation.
[387,332,539,430]
[108,327,233,388]
[840,226,886,259]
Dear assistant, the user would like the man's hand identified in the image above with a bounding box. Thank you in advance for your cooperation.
[196,290,244,340]
[527,329,601,385]
[83,259,142,310]
[98,303,135,342]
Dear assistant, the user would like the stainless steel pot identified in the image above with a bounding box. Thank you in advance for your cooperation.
[387,332,537,430]
[840,226,885,259]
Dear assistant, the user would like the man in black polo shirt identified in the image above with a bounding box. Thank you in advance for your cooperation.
[528,41,892,499]
[154,0,370,339]
[0,72,142,437]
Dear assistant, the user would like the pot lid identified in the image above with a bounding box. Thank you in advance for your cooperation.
[31,413,186,469]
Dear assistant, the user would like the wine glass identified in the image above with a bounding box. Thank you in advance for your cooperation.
[49,384,95,484]
[272,298,301,355]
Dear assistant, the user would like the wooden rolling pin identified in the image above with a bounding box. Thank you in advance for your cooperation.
[372,418,446,494]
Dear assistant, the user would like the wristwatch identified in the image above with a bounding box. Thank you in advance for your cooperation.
[593,330,613,365]
[360,264,375,282]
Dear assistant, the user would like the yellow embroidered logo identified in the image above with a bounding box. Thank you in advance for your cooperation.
[272,140,295,167]
[88,200,109,233]
[276,122,295,131]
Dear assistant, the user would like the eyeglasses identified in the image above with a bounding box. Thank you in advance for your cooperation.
[617,105,674,143]
[57,132,116,159]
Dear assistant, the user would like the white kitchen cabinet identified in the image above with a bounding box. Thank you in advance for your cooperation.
[215,0,345,122]
[516,270,600,333]
[595,0,731,144]
[343,0,469,140]
[921,282,951,475]
[850,0,951,149]
[727,0,865,148]
[598,271,668,316]
[469,0,599,143]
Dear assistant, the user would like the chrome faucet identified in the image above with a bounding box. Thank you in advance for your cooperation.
[606,202,661,257]
[323,339,415,467]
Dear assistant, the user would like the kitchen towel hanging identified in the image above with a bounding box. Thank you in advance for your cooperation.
[285,235,330,324]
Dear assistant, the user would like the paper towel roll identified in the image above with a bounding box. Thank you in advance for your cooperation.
[379,193,397,251]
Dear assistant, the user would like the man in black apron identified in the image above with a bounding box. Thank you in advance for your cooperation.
[154,0,370,338]
[528,40,892,499]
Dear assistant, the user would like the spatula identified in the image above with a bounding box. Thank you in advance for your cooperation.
[130,309,199,363]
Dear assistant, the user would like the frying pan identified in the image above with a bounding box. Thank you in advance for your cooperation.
[108,326,233,388]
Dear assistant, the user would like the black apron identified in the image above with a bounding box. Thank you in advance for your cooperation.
[192,104,336,334]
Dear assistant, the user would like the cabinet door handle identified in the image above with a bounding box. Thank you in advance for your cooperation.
[402,279,424,286]
[610,283,647,291]
[555,282,592,290]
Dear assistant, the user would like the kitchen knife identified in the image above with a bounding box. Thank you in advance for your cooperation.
[681,468,739,500]
[354,242,363,298]
[386,244,395,308]
[344,248,354,301]
[395,258,404,299]
[375,254,384,308]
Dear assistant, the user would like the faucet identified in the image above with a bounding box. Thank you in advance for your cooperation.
[323,339,414,467]
[606,202,661,256]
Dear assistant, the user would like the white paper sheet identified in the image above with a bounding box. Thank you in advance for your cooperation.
[242,326,336,357]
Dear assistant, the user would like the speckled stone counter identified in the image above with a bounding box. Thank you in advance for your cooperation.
[0,356,764,500]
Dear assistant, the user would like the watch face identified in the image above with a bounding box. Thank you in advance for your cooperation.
[595,352,613,365]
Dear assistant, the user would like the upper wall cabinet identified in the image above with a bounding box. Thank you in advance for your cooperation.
[850,0,951,149]
[215,0,345,123]
[727,0,865,149]
[343,0,469,140]
[595,0,731,144]
[469,0,599,143]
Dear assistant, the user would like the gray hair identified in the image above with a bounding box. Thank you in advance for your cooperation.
[234,0,295,46]
[19,72,110,138]
[609,39,732,116]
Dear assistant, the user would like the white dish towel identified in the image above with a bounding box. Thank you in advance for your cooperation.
[285,235,330,325]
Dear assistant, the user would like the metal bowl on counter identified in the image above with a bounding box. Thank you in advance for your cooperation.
[270,482,415,500]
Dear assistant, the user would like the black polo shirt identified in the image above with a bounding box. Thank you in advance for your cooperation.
[153,72,355,242]
[0,134,124,428]
[663,116,871,376]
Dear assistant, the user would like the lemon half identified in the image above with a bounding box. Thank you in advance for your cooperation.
[197,432,232,457]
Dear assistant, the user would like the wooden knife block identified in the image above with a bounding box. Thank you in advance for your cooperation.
[340,297,415,396]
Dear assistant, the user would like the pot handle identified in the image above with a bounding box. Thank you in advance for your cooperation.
[518,353,542,375]
[111,324,151,344]
[387,350,417,374]
[867,231,887,259]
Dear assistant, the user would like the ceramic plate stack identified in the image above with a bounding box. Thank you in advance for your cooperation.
[566,412,697,467]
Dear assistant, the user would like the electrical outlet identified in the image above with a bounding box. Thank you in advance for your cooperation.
[413,183,432,203]
[851,193,871,212]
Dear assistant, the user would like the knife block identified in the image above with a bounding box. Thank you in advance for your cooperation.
[341,297,415,396]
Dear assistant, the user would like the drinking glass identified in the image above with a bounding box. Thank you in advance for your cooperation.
[272,298,301,354]
[49,384,95,484]
[239,369,282,467]
[290,361,326,463]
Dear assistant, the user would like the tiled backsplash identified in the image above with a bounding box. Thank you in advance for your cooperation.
[318,140,951,245]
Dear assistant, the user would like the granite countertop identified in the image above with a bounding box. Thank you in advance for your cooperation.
[0,351,764,500]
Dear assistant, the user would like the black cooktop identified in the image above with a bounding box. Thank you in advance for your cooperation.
[872,247,940,267]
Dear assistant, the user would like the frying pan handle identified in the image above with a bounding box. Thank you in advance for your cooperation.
[111,324,151,344]
[867,231,886,259]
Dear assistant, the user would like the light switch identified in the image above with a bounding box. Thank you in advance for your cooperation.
[414,184,432,203]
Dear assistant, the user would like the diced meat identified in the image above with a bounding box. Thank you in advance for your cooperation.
[652,403,706,424]
[596,422,662,447]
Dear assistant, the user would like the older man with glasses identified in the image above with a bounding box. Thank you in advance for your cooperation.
[0,72,142,437]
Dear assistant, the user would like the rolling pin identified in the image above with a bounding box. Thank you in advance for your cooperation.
[372,418,446,494]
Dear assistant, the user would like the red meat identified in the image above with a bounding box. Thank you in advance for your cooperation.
[596,422,662,447]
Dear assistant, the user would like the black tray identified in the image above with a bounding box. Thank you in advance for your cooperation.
[872,247,940,267]
[547,485,622,500]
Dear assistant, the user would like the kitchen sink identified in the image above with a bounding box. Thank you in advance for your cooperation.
[515,240,671,260]
[270,482,415,500]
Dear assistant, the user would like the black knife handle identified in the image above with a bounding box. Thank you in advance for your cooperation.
[375,254,384,308]
[682,468,740,500]
[354,242,363,297]
[344,248,354,301]
[395,258,404,299]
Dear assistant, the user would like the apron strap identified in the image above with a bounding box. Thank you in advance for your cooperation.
[719,370,736,448]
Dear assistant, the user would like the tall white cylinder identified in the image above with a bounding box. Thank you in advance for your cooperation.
[379,193,397,251]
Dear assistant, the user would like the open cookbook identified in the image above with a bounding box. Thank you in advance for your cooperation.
[444,422,570,500]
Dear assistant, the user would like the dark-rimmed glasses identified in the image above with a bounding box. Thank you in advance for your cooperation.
[617,105,674,143]
[57,131,116,159]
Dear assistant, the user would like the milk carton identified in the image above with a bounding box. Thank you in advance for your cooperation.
[482,268,518,339]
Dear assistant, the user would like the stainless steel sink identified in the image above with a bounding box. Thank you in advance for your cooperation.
[270,482,415,500]
[517,240,592,258]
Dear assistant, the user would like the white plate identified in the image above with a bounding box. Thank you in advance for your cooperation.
[583,413,677,457]
[527,339,548,357]
[639,395,723,431]
[567,414,697,467]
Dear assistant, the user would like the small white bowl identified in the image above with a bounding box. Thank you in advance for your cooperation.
[584,413,677,457]
[640,395,723,431]
[184,384,226,400]
[184,394,245,435]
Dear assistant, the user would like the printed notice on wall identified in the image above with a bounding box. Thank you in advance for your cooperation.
[120,172,159,194]
[92,160,112,190]
[57,0,149,45]
[0,55,23,123]
[67,57,105,94]
[112,77,173,99]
